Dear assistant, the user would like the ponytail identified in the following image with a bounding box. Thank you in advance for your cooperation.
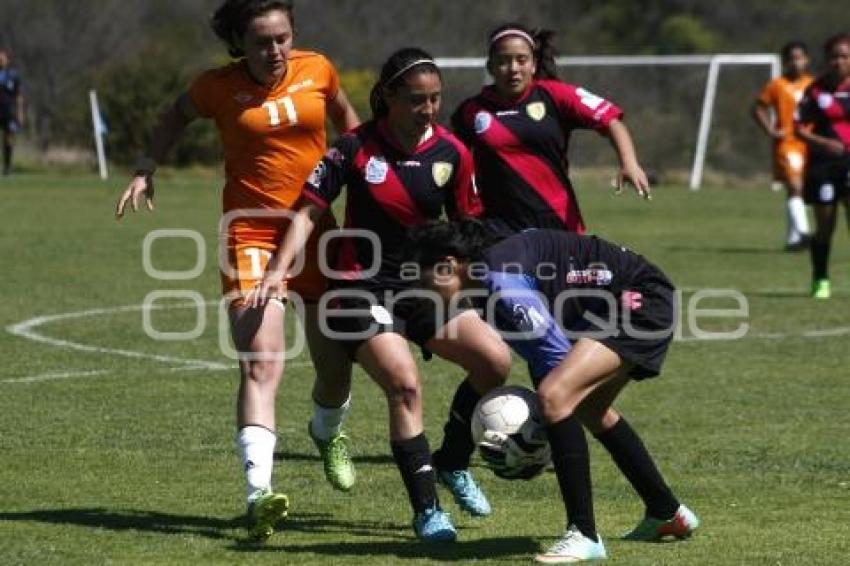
[531,28,558,80]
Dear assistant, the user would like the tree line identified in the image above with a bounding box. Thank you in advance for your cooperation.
[0,0,846,173]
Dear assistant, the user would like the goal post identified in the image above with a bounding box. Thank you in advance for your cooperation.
[436,54,781,190]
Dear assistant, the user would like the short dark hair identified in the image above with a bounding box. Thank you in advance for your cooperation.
[211,0,295,58]
[824,32,850,55]
[368,47,440,119]
[487,22,559,80]
[408,219,500,269]
[780,41,808,61]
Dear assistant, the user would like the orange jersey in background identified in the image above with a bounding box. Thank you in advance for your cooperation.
[757,74,814,179]
[189,50,341,301]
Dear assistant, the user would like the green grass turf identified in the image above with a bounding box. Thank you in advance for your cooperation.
[1,171,849,564]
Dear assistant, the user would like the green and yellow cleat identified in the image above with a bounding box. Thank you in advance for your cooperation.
[812,279,831,300]
[246,489,289,541]
[309,422,356,492]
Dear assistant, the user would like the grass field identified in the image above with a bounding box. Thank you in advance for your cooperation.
[1,171,849,565]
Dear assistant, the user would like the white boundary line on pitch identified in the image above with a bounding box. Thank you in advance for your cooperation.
[3,302,310,384]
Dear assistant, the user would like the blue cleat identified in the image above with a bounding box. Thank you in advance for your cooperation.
[438,469,492,517]
[412,505,457,542]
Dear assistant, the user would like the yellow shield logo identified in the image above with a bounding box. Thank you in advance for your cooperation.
[432,162,454,188]
[526,101,546,121]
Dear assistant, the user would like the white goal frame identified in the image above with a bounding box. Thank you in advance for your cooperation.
[436,54,781,190]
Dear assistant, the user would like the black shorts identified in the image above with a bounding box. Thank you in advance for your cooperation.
[0,107,17,133]
[803,160,850,205]
[586,273,677,380]
[321,287,458,359]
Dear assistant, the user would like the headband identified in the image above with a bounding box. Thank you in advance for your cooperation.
[385,58,437,86]
[489,29,535,48]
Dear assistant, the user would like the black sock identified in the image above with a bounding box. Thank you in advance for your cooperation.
[433,378,480,472]
[391,433,439,514]
[811,240,831,281]
[594,417,679,520]
[547,415,597,542]
[2,143,10,172]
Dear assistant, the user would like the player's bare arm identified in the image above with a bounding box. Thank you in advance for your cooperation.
[795,125,846,156]
[115,92,200,218]
[328,87,360,133]
[605,118,651,199]
[751,100,784,139]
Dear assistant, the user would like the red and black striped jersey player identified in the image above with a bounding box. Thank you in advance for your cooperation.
[452,23,651,236]
[795,32,850,300]
[248,48,512,541]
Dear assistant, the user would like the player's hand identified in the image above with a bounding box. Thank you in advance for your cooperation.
[245,269,287,309]
[616,162,652,200]
[115,175,155,219]
[770,127,787,140]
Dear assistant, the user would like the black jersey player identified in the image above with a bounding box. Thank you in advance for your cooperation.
[452,23,650,236]
[795,32,850,299]
[249,48,512,542]
[408,219,699,563]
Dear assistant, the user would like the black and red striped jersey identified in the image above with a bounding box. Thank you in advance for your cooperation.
[452,79,622,235]
[796,76,850,165]
[304,120,481,290]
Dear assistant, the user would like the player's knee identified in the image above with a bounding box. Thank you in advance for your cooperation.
[465,343,512,388]
[536,381,575,423]
[384,373,422,411]
[243,358,283,385]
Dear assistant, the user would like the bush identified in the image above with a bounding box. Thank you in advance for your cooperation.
[94,47,220,166]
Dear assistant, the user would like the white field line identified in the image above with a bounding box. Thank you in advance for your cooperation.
[6,304,231,370]
[3,302,310,384]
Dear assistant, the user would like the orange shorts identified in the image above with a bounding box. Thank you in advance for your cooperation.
[221,211,338,305]
[773,146,806,182]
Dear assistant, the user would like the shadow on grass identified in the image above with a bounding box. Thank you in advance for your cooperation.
[275,450,394,465]
[0,508,239,540]
[233,535,540,561]
[0,508,408,543]
[665,244,784,255]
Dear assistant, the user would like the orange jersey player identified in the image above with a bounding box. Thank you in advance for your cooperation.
[188,49,346,302]
[752,41,814,250]
[114,0,360,542]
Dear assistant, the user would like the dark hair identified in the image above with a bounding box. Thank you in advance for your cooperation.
[408,219,500,269]
[369,47,441,119]
[211,0,295,58]
[780,41,808,60]
[824,32,850,55]
[487,22,558,80]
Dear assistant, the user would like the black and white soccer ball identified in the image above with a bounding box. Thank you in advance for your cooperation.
[471,385,551,480]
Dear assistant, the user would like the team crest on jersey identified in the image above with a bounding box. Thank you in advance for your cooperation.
[306,161,327,188]
[432,162,453,188]
[817,93,834,109]
[474,111,492,134]
[365,156,389,184]
[526,101,546,121]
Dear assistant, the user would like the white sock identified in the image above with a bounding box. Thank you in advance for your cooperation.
[310,395,351,441]
[237,425,277,502]
[785,202,800,244]
[787,196,810,238]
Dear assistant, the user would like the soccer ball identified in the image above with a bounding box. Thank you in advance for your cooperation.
[471,385,551,480]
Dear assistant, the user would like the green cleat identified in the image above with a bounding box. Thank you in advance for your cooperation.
[309,422,356,492]
[246,489,289,541]
[812,279,831,299]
